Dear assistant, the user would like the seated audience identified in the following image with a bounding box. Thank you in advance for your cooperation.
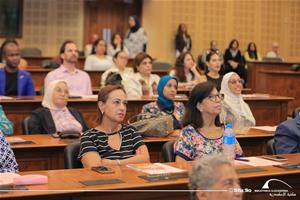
[220,72,255,131]
[0,40,35,96]
[265,42,284,61]
[141,76,185,129]
[174,82,243,163]
[84,38,113,71]
[170,52,206,88]
[45,40,92,96]
[84,33,99,57]
[189,154,243,200]
[107,33,129,57]
[201,40,223,65]
[0,105,13,136]
[224,39,247,84]
[244,42,262,62]
[0,131,18,172]
[101,50,133,86]
[28,80,88,134]
[205,52,223,91]
[78,85,150,167]
[175,23,192,58]
[0,40,28,70]
[124,15,148,59]
[126,52,160,97]
[275,111,300,154]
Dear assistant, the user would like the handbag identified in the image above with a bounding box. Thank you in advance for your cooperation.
[128,112,173,137]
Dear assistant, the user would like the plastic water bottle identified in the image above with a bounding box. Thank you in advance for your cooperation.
[222,123,236,160]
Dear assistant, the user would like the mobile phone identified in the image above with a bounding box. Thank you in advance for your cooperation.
[262,155,288,161]
[91,166,114,174]
[273,163,300,170]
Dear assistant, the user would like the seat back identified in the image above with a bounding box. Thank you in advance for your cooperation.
[266,138,276,155]
[22,116,31,135]
[64,142,83,169]
[292,107,300,118]
[20,48,42,57]
[162,141,175,162]
[152,61,172,70]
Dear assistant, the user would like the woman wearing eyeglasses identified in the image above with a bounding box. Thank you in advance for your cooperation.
[174,82,243,163]
[220,72,255,131]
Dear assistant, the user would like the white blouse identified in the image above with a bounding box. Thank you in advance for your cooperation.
[84,55,113,71]
[126,73,160,97]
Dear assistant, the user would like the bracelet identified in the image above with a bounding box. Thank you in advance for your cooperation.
[117,159,121,166]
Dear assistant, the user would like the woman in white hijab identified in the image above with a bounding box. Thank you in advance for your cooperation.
[220,72,255,131]
[28,80,88,134]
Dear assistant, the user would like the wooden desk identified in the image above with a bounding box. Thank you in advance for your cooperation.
[247,61,300,115]
[27,68,169,90]
[1,95,291,134]
[9,128,273,171]
[24,56,85,69]
[1,154,300,200]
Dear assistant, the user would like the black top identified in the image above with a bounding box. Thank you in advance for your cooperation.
[5,70,18,96]
[175,34,192,53]
[78,125,144,160]
[205,74,223,91]
[27,107,89,134]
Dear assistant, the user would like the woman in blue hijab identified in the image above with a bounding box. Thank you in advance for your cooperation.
[141,75,185,129]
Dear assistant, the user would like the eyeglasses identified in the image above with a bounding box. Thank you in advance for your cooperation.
[228,79,244,85]
[207,93,224,102]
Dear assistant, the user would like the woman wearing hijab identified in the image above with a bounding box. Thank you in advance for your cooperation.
[141,76,185,129]
[220,72,255,131]
[28,80,88,134]
[124,15,148,59]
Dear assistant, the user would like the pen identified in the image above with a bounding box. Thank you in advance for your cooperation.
[235,157,250,162]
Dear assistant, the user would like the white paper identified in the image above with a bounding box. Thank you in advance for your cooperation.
[235,157,282,167]
[250,126,277,132]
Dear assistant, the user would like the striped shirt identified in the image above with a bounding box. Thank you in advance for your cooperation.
[78,125,144,160]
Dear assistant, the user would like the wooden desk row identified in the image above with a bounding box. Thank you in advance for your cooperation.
[27,68,169,91]
[0,95,292,134]
[10,128,273,171]
[1,154,300,200]
[247,61,300,115]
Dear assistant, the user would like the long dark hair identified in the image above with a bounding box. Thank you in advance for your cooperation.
[91,38,107,55]
[176,23,189,37]
[174,52,195,82]
[247,42,258,59]
[111,33,124,50]
[182,82,221,129]
[228,39,239,49]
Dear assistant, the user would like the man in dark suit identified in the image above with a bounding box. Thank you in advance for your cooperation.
[275,112,300,154]
[0,40,35,96]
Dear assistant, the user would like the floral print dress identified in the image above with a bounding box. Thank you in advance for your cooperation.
[174,125,243,160]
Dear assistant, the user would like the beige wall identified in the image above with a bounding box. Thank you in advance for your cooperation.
[1,0,299,62]
[0,0,84,57]
[143,0,300,64]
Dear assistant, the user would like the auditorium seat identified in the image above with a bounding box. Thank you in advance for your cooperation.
[64,142,83,169]
[162,141,175,162]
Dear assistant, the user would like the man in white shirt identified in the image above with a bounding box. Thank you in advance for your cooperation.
[265,42,284,61]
